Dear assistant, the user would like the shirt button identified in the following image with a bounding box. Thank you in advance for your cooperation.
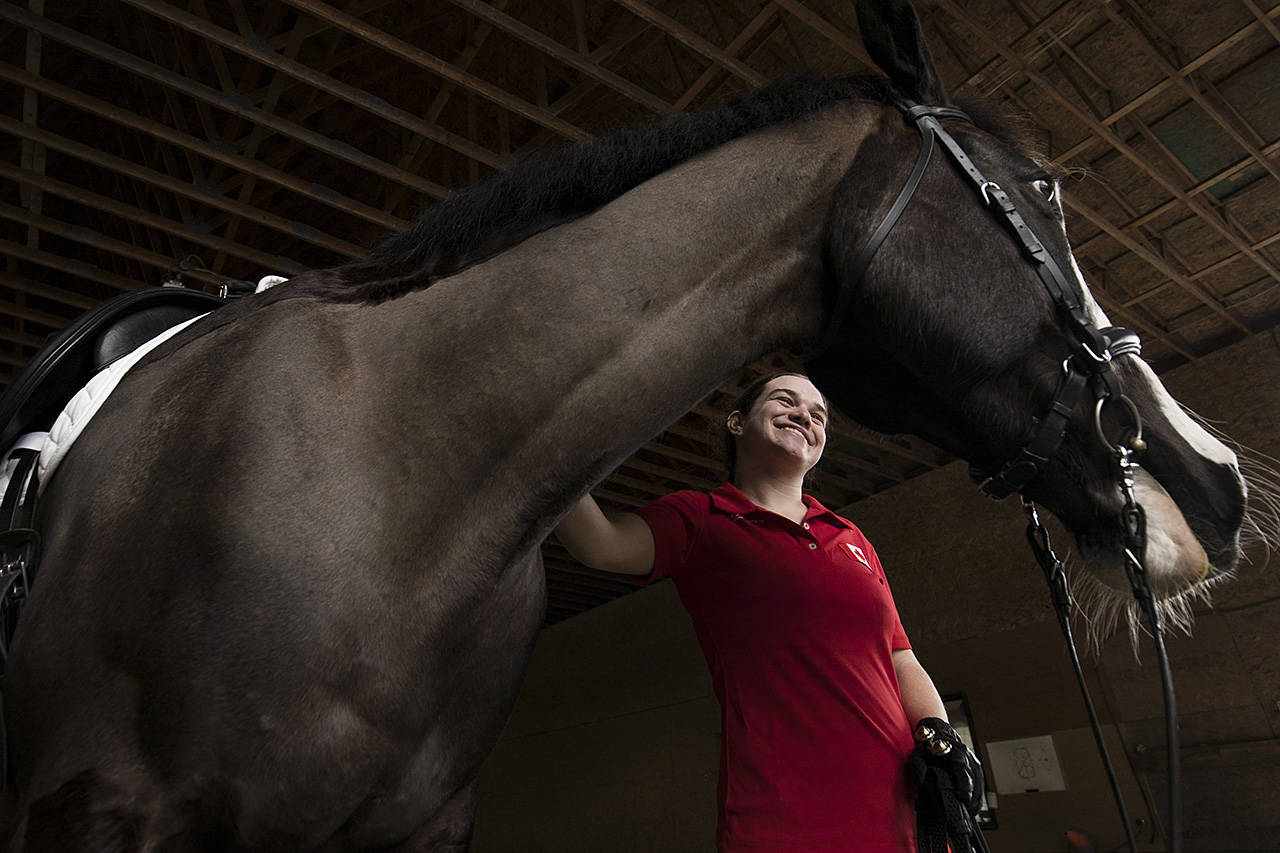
[808,542,817,550]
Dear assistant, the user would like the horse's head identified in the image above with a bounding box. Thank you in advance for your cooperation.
[806,0,1250,614]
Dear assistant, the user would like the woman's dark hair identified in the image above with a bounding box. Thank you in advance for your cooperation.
[722,371,828,483]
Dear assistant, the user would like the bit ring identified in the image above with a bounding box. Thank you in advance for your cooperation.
[1095,395,1144,455]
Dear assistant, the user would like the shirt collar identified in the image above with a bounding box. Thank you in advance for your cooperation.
[710,482,853,530]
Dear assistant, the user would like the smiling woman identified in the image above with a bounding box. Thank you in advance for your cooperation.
[721,371,829,490]
[554,371,983,851]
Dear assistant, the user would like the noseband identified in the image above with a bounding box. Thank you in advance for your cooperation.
[830,100,1179,853]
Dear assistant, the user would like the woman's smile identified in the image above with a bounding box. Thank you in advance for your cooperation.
[776,422,814,445]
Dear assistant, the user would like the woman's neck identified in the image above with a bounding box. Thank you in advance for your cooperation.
[733,472,808,524]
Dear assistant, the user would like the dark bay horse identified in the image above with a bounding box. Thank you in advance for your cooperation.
[1,1,1255,849]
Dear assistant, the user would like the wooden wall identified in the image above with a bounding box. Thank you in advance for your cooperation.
[472,330,1280,852]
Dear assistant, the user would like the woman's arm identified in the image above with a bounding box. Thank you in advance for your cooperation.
[896,649,986,816]
[555,493,655,575]
[892,649,947,723]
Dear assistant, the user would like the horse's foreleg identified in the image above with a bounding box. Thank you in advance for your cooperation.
[8,770,144,853]
[394,779,478,853]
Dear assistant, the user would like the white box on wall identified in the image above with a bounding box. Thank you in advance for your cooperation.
[984,735,1066,794]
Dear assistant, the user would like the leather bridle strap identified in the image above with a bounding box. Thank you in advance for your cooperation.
[820,102,1138,499]
[902,104,1109,362]
[817,110,950,355]
[894,102,1140,498]
[818,97,1141,497]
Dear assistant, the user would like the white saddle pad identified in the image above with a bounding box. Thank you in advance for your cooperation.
[37,312,210,492]
[1,275,286,499]
[0,312,208,500]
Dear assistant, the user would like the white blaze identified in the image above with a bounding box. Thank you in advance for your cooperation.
[1064,226,1237,469]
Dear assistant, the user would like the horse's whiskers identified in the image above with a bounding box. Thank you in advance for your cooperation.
[1066,403,1280,658]
[1062,165,1096,184]
[1182,404,1280,565]
[1068,559,1230,658]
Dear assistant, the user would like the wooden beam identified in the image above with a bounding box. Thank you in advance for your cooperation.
[0,2,452,200]
[0,61,403,234]
[19,0,46,251]
[0,324,46,351]
[207,0,301,271]
[1078,258,1200,362]
[1241,0,1280,46]
[381,0,511,220]
[1104,1,1280,190]
[0,240,144,299]
[444,0,672,114]
[0,271,101,312]
[0,116,366,261]
[1063,194,1251,336]
[609,0,766,86]
[0,351,33,371]
[0,200,222,289]
[509,16,662,158]
[1072,136,1280,256]
[122,0,509,174]
[931,0,1279,322]
[1053,3,1280,160]
[674,3,777,110]
[772,0,873,68]
[279,0,593,142]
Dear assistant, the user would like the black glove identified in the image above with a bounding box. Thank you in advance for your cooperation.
[909,717,984,817]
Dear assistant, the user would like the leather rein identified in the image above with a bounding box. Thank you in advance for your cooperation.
[826,99,1180,853]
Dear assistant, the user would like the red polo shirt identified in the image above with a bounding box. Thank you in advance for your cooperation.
[633,483,916,851]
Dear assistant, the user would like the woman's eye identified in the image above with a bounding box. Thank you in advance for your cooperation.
[1032,179,1057,203]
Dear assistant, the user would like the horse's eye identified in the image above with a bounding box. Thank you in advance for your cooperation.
[1032,179,1057,203]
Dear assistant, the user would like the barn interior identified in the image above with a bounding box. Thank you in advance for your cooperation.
[1,0,1278,849]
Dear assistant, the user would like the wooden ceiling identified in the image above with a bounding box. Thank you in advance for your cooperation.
[2,0,1278,624]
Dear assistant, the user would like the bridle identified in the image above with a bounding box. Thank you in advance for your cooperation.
[824,99,1181,853]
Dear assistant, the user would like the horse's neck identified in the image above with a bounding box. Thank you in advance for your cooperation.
[365,107,870,528]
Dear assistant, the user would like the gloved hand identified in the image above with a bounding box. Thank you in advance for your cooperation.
[909,717,984,817]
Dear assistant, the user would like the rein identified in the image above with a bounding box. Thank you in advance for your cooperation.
[830,99,1181,852]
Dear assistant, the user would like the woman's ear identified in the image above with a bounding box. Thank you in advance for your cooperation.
[726,411,744,437]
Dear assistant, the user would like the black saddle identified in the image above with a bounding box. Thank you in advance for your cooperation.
[0,287,228,451]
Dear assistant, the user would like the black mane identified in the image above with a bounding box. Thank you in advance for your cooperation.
[306,74,1026,304]
[305,75,888,303]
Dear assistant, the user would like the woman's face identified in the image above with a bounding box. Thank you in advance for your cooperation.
[728,375,828,473]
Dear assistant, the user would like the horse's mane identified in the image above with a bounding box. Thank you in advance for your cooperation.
[301,75,1034,304]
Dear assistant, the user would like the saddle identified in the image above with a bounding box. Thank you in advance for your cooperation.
[0,286,230,652]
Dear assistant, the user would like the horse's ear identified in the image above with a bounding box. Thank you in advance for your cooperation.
[855,0,945,104]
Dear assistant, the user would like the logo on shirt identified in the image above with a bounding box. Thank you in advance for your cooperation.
[844,542,873,572]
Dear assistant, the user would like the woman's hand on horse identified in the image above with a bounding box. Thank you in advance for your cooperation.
[555,495,655,576]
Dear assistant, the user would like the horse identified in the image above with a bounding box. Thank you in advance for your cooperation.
[0,0,1255,849]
